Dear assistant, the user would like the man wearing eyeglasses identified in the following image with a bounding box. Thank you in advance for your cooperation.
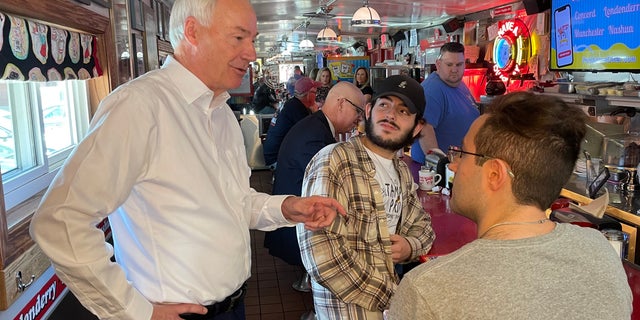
[388,92,631,319]
[264,82,365,306]
[297,75,435,320]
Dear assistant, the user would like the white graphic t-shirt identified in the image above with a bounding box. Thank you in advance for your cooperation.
[365,147,402,234]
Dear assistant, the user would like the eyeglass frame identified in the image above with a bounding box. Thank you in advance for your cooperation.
[447,146,515,178]
[342,97,365,117]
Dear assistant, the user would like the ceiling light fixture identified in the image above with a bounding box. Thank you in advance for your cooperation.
[300,39,315,49]
[300,21,315,50]
[351,0,381,27]
[317,22,338,42]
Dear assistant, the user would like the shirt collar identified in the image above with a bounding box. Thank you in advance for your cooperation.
[162,55,230,112]
[352,135,403,173]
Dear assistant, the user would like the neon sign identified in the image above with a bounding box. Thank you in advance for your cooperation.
[492,19,531,82]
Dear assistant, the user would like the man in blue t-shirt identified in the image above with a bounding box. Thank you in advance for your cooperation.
[411,42,479,164]
[286,65,304,96]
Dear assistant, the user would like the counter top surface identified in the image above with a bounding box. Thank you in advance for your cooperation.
[562,174,640,226]
[402,156,477,256]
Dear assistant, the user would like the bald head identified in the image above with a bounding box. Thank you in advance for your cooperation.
[322,82,365,134]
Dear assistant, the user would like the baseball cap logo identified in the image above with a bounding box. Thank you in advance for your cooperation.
[398,81,407,89]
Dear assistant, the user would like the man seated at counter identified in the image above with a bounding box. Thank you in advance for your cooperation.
[388,92,632,319]
[297,75,435,320]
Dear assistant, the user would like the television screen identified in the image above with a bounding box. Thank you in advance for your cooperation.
[550,0,640,71]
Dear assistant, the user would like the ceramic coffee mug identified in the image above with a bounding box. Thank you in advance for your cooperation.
[419,169,442,191]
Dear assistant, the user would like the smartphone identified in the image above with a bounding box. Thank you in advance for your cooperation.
[588,167,610,199]
[554,4,574,67]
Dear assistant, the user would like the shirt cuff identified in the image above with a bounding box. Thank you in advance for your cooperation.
[266,194,296,226]
[405,236,422,262]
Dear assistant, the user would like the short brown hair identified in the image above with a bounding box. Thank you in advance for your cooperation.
[439,42,465,55]
[475,92,587,209]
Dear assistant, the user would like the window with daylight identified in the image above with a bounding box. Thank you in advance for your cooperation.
[0,79,90,227]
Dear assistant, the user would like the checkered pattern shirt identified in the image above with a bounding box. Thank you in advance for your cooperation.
[297,136,435,320]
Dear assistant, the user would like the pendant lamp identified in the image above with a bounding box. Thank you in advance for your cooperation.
[300,39,315,49]
[351,0,381,27]
[317,25,338,42]
[300,22,315,50]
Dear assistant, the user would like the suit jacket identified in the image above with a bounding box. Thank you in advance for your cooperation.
[262,96,310,165]
[273,110,336,196]
[265,111,336,266]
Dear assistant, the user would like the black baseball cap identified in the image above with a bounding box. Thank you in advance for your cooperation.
[372,75,425,118]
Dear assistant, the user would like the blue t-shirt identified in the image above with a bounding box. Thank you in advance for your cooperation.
[411,72,479,164]
[286,74,303,96]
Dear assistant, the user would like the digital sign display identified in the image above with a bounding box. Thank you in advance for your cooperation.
[550,0,640,71]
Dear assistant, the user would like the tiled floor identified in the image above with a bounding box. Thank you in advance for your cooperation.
[247,170,315,320]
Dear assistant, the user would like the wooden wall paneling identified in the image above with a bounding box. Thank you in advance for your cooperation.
[101,24,119,98]
[1,245,50,309]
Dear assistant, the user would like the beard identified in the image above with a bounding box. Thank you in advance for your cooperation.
[364,116,414,152]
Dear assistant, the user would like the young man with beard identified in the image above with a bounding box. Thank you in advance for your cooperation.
[297,75,436,320]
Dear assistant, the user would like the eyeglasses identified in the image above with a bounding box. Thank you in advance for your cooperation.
[447,146,515,178]
[447,146,490,163]
[343,98,365,117]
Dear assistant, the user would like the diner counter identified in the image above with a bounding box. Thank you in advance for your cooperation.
[402,156,477,256]
[561,174,640,263]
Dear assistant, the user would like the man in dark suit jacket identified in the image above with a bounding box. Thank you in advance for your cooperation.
[262,77,321,166]
[264,81,366,278]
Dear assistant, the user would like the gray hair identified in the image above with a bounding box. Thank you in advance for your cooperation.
[169,0,218,49]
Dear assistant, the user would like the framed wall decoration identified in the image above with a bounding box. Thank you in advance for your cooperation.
[132,32,146,77]
[154,0,165,40]
[143,2,159,70]
[129,0,144,31]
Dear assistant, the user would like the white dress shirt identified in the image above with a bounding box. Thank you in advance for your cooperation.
[30,56,292,320]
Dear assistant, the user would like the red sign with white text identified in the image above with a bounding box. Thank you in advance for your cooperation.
[492,5,513,16]
[13,274,66,320]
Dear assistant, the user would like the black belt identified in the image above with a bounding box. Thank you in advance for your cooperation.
[180,283,247,320]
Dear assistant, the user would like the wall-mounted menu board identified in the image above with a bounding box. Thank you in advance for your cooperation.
[550,0,640,71]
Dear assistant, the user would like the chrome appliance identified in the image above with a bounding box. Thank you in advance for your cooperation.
[602,133,640,191]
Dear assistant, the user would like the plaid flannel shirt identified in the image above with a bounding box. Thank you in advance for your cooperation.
[297,136,435,320]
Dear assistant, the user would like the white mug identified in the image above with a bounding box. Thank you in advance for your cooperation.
[419,169,442,191]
